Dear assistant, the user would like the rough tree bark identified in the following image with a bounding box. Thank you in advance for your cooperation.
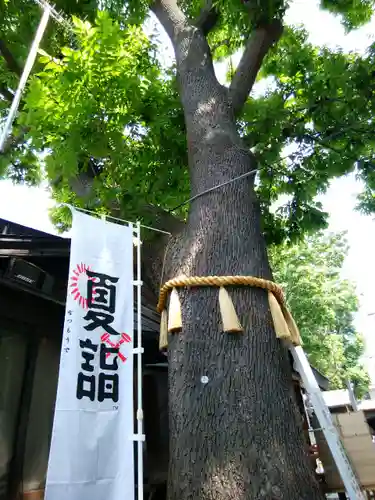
[151,1,325,499]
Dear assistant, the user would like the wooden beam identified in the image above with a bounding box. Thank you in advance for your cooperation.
[7,336,40,500]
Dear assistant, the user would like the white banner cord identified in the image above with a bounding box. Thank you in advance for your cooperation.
[63,204,172,236]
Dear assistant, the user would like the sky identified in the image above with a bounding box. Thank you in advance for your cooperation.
[0,0,374,384]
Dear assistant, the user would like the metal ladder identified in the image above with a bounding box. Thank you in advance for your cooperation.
[290,344,366,500]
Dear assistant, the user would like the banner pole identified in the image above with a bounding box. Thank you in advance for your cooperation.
[135,221,144,500]
[0,5,50,152]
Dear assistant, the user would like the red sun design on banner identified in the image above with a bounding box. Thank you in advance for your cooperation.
[69,263,96,309]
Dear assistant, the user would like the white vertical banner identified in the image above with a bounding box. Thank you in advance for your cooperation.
[46,210,134,500]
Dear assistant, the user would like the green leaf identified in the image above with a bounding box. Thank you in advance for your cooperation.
[269,232,369,391]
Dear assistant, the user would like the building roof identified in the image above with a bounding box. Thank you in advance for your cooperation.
[322,389,375,412]
[0,217,160,333]
[359,399,375,411]
[290,353,330,391]
[323,389,352,408]
[0,218,70,257]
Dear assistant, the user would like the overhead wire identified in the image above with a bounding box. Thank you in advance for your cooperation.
[32,0,74,31]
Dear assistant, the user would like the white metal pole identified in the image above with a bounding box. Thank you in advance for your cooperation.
[0,6,50,152]
[301,390,317,445]
[346,380,359,412]
[136,221,144,500]
[291,345,366,500]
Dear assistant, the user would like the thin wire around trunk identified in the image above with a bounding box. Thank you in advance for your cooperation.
[170,167,259,212]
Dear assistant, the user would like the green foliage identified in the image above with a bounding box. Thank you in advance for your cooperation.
[17,12,188,225]
[321,0,375,30]
[204,0,286,60]
[269,232,370,396]
[1,0,375,234]
[247,24,375,238]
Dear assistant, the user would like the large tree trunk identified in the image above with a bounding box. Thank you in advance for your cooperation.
[151,4,325,498]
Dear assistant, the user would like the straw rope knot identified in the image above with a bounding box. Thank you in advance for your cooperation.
[157,275,285,313]
[157,275,301,350]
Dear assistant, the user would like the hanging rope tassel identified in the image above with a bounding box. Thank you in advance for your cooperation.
[281,305,302,345]
[159,309,168,350]
[168,288,182,332]
[267,291,291,341]
[219,286,243,333]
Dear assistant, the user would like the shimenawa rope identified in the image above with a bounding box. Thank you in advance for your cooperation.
[157,275,301,349]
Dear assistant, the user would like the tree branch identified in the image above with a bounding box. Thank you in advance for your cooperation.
[194,0,219,36]
[150,0,188,43]
[211,38,230,53]
[0,83,14,102]
[229,19,283,117]
[141,203,185,234]
[0,40,21,77]
[0,127,29,157]
[64,171,185,234]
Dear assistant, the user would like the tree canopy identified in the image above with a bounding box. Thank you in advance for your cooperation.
[0,0,374,239]
[270,231,370,397]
